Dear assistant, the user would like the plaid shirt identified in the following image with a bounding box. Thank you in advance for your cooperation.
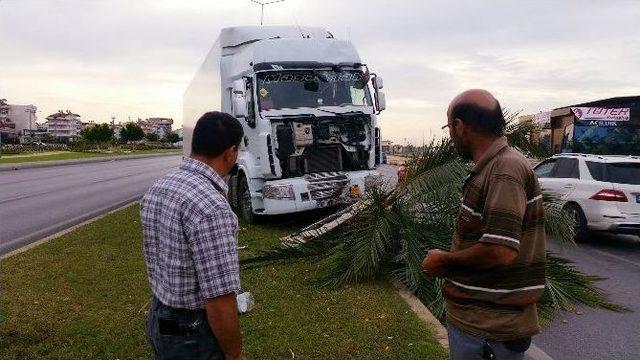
[141,157,240,310]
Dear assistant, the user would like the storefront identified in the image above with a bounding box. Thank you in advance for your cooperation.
[529,96,640,155]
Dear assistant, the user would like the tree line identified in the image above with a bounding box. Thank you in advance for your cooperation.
[80,123,181,144]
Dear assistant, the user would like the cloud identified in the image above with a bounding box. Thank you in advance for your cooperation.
[1,0,639,144]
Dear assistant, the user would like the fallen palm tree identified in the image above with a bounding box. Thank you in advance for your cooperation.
[241,114,627,324]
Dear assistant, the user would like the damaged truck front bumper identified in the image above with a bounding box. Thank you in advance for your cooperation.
[258,170,383,215]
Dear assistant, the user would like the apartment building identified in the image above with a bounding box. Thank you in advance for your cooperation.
[45,110,82,138]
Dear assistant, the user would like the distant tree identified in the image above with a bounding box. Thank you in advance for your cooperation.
[120,123,144,143]
[166,132,181,144]
[80,123,113,143]
[145,132,159,142]
[42,133,56,144]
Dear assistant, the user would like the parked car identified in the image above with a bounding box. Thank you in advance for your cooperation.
[533,153,640,241]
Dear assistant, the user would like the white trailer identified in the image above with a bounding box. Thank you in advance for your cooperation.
[184,26,386,222]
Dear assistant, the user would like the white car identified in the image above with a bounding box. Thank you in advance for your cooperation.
[533,153,640,241]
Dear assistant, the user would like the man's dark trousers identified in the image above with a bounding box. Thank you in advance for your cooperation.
[146,296,224,360]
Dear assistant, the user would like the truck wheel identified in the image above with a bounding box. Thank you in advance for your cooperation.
[238,177,256,224]
[565,203,590,243]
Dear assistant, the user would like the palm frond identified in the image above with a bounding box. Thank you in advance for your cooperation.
[317,192,397,287]
[241,117,623,327]
[504,109,550,159]
[538,253,629,325]
[542,192,577,247]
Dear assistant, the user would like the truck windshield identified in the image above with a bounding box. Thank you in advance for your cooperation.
[256,70,373,111]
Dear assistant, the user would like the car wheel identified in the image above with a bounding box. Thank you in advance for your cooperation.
[238,176,256,224]
[565,203,590,243]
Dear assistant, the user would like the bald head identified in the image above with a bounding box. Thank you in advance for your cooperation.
[448,89,498,115]
[447,89,505,137]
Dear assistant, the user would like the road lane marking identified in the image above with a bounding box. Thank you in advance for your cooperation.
[593,249,640,268]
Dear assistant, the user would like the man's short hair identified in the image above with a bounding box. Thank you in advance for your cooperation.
[191,111,244,157]
[450,102,505,137]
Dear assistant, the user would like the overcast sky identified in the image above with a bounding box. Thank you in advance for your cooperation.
[1,0,638,143]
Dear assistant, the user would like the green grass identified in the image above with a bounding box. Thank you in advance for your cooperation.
[0,205,447,360]
[0,149,180,164]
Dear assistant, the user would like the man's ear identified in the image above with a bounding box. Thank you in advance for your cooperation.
[453,118,465,135]
[223,146,235,161]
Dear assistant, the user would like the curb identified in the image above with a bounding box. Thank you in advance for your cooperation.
[1,200,139,259]
[0,151,182,172]
[394,282,449,349]
[394,282,553,360]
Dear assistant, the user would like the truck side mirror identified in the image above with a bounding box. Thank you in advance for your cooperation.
[372,76,384,90]
[375,91,386,113]
[232,79,248,118]
[233,96,248,118]
[232,79,245,94]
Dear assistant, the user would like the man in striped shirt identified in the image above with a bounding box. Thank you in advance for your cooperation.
[423,89,546,360]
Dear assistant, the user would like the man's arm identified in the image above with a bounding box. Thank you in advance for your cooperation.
[422,244,517,277]
[185,207,243,359]
[204,293,243,360]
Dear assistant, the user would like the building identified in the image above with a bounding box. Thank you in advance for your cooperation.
[137,117,173,139]
[45,110,82,138]
[81,121,97,131]
[391,144,405,155]
[523,96,640,155]
[0,99,38,143]
[381,140,392,154]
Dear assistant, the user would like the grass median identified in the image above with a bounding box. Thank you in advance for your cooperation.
[0,204,447,359]
[0,149,181,164]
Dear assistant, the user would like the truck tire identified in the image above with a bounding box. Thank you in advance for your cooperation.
[238,176,256,224]
[565,203,590,243]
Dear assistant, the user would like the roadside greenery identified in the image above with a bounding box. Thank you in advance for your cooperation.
[120,123,145,143]
[0,149,180,164]
[80,123,114,143]
[242,112,628,325]
[0,205,447,359]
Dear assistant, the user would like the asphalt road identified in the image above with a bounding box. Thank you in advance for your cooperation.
[535,234,640,360]
[0,155,181,255]
[380,163,640,359]
[3,160,637,358]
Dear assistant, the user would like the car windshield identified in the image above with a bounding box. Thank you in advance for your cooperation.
[256,70,373,111]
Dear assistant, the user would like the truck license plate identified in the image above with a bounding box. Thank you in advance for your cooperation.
[349,185,361,198]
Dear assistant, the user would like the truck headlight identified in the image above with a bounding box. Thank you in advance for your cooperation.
[263,184,295,200]
[364,173,384,191]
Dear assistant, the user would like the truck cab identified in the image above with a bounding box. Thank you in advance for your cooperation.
[184,26,386,222]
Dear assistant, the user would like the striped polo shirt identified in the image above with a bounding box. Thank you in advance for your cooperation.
[444,136,546,341]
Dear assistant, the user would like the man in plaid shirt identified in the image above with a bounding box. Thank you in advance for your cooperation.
[141,111,245,360]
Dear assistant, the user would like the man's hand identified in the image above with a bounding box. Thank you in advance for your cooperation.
[422,249,451,277]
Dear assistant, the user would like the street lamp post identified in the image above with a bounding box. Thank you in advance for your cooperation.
[250,0,285,25]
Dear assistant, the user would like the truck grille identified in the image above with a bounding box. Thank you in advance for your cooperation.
[305,172,349,200]
[304,146,343,173]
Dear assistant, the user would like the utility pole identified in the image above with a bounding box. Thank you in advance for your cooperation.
[250,0,285,25]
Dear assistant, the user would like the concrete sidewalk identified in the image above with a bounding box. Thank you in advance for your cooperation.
[0,151,182,172]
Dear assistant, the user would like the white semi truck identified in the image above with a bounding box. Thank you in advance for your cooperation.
[183,26,386,222]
